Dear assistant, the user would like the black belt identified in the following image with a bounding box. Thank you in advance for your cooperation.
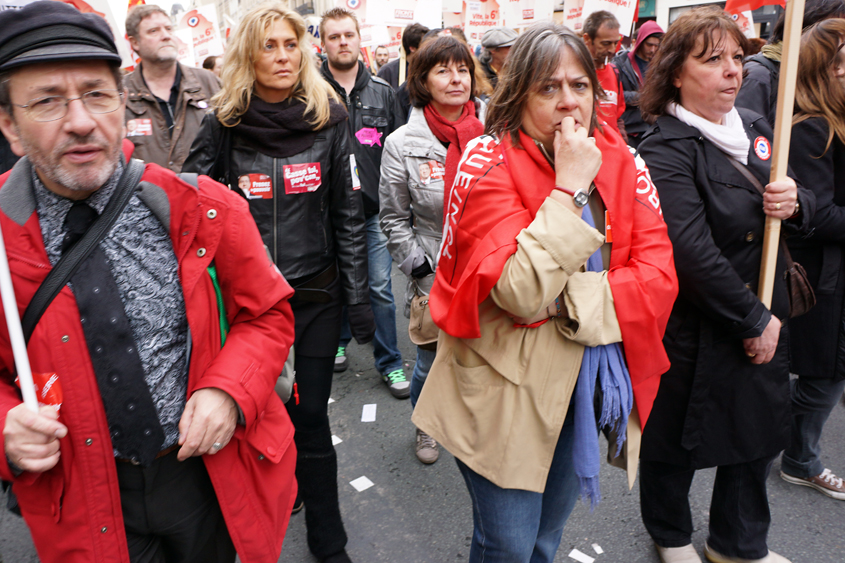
[290,263,338,304]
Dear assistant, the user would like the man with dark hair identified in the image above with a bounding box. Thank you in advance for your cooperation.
[479,27,517,88]
[735,0,845,128]
[373,45,390,73]
[377,22,429,90]
[377,23,428,117]
[582,11,627,141]
[612,20,664,148]
[124,4,220,172]
[319,7,408,399]
[0,2,297,562]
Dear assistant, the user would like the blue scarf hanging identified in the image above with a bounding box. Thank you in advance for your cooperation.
[570,204,633,510]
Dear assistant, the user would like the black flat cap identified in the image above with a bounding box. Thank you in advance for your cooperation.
[0,1,121,71]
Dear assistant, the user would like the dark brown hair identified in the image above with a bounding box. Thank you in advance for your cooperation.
[484,22,603,147]
[202,55,219,71]
[407,35,476,108]
[770,0,845,43]
[639,6,750,123]
[794,19,845,151]
[402,23,430,54]
[583,10,620,40]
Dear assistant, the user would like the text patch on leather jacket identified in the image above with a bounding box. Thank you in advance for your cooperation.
[283,163,322,194]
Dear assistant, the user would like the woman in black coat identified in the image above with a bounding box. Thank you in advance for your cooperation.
[635,8,814,563]
[182,5,374,563]
[781,19,845,500]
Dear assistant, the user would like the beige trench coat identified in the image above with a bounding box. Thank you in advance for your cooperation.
[412,197,640,492]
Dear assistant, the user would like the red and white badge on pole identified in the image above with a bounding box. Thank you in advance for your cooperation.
[283,163,322,194]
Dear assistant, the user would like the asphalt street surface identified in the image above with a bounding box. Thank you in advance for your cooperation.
[1,265,844,562]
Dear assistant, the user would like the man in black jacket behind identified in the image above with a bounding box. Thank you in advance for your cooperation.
[320,8,409,399]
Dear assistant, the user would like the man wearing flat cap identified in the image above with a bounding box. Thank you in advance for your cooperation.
[0,2,297,562]
[479,27,517,89]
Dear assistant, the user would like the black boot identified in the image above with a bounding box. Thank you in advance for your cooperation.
[294,426,348,560]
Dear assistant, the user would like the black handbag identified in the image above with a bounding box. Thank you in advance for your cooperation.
[725,156,816,318]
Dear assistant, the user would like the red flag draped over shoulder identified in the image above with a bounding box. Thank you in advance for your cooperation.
[429,126,678,426]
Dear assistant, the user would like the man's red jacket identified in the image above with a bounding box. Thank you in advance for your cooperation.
[0,150,297,563]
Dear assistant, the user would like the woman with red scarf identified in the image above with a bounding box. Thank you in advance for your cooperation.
[379,35,484,464]
[411,23,677,563]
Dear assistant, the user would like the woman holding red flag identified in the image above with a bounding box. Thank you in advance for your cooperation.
[411,23,677,563]
[379,34,484,464]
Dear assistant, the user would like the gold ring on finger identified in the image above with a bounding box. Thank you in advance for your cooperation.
[775,202,781,210]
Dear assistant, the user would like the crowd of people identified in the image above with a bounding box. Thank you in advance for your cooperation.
[0,1,843,563]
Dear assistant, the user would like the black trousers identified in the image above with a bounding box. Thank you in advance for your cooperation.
[640,455,776,560]
[116,450,236,563]
[284,280,348,560]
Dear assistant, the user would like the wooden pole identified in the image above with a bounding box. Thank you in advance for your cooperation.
[757,0,805,307]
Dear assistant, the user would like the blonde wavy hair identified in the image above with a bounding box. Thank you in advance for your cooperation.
[214,2,339,128]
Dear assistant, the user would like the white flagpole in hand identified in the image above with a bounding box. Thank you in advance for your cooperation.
[0,224,38,412]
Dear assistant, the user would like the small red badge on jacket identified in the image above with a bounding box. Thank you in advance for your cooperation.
[754,136,771,161]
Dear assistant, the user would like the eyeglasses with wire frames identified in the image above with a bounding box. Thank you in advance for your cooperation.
[13,89,124,122]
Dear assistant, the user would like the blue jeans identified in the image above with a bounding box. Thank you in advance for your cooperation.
[339,214,403,375]
[410,346,436,408]
[455,411,579,563]
[781,376,845,479]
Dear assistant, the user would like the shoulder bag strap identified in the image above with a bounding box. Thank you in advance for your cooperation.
[725,155,797,268]
[20,158,145,343]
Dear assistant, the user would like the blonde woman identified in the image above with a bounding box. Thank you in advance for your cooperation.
[184,5,374,563]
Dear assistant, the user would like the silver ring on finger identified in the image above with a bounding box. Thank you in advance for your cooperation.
[212,442,223,450]
[775,202,781,210]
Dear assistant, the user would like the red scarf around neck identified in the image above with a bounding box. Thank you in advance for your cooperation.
[423,100,484,215]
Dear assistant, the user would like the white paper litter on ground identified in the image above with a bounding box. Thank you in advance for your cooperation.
[592,543,603,555]
[327,397,335,404]
[568,549,595,563]
[361,404,377,422]
[349,476,374,492]
[331,435,342,446]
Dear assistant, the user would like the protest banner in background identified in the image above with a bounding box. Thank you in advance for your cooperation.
[729,10,757,38]
[463,0,501,45]
[175,28,195,67]
[366,0,442,29]
[562,0,584,32]
[340,0,368,24]
[178,5,224,64]
[502,0,554,29]
[582,0,637,37]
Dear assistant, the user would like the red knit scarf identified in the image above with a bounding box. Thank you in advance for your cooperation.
[423,100,484,215]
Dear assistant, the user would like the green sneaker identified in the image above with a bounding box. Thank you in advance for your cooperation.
[382,368,410,399]
[334,346,348,372]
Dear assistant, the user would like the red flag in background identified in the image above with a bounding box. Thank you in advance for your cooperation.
[128,0,145,7]
[725,0,784,14]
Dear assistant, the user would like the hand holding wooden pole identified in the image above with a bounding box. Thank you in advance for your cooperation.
[0,225,38,413]
[758,0,805,307]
